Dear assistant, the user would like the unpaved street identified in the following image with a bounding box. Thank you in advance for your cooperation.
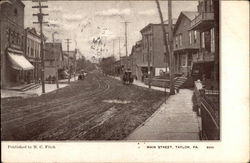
[1,71,166,140]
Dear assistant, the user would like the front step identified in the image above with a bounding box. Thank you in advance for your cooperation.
[174,77,187,89]
[22,83,40,92]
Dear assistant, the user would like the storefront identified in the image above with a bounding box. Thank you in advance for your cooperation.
[7,48,34,85]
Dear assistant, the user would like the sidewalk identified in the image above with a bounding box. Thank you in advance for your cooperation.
[126,89,201,140]
[59,76,77,83]
[111,75,201,140]
[111,76,169,92]
[1,83,69,99]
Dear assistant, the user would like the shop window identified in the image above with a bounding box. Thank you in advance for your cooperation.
[188,54,192,66]
[10,31,14,43]
[181,55,187,67]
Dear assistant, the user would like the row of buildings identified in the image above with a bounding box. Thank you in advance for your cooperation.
[115,0,219,89]
[0,0,77,88]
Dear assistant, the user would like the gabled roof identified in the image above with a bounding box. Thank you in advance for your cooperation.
[25,27,41,38]
[140,19,176,33]
[173,11,199,34]
[182,11,199,21]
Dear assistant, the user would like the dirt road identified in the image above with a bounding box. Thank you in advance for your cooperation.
[1,71,166,140]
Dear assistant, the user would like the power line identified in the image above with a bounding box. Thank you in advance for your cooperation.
[32,0,48,94]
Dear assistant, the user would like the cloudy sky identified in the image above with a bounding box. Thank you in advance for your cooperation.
[23,0,198,60]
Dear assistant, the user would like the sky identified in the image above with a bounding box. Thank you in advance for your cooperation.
[23,0,198,61]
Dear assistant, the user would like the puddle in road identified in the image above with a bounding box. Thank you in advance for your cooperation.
[72,106,117,139]
[102,99,131,104]
[95,106,117,125]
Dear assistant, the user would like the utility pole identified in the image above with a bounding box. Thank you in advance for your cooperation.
[32,0,48,94]
[52,31,59,88]
[121,21,130,69]
[168,0,175,95]
[65,38,72,84]
[155,0,175,95]
[112,39,115,58]
[118,37,121,60]
[74,48,76,80]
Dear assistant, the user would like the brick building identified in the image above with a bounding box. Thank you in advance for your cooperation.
[0,0,34,87]
[140,22,175,78]
[44,43,64,80]
[24,27,41,83]
[129,40,144,81]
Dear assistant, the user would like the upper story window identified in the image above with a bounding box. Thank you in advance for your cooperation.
[201,32,205,48]
[31,48,34,57]
[14,8,18,16]
[202,31,211,52]
[194,30,197,43]
[175,37,178,48]
[6,28,10,42]
[189,31,192,45]
[148,35,151,49]
[211,28,215,53]
[166,33,169,42]
[179,34,182,47]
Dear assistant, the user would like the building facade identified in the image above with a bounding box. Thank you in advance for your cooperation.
[129,40,145,81]
[140,23,175,78]
[24,27,41,83]
[44,43,64,80]
[190,0,218,82]
[63,50,76,74]
[173,11,200,77]
[0,0,34,87]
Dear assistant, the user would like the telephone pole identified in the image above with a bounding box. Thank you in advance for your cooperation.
[32,0,48,94]
[155,0,175,95]
[112,39,115,58]
[121,21,130,69]
[118,37,121,60]
[65,38,72,84]
[168,0,175,95]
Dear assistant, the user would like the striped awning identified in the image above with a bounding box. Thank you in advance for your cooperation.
[8,52,34,70]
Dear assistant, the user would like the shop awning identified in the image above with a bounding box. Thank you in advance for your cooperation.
[8,52,34,70]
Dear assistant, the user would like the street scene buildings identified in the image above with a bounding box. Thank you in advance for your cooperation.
[1,0,219,140]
